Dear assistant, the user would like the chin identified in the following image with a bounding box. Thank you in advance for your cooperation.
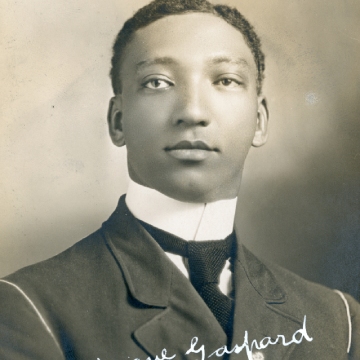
[158,179,238,204]
[165,189,210,203]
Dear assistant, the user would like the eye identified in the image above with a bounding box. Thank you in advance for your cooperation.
[220,79,234,86]
[142,78,173,90]
[214,77,242,88]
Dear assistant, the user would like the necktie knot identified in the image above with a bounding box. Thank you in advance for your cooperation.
[139,220,236,338]
[187,239,232,288]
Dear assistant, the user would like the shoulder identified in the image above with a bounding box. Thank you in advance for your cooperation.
[266,253,358,313]
[0,230,108,359]
[240,245,360,355]
[241,244,354,310]
[0,226,127,311]
[2,229,106,288]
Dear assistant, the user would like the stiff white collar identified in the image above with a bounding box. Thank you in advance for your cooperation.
[125,179,237,241]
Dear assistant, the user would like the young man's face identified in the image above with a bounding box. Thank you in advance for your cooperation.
[108,13,268,203]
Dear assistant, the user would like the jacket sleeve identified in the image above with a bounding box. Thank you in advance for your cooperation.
[0,280,64,360]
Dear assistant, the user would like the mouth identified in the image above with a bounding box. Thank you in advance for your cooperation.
[164,140,219,161]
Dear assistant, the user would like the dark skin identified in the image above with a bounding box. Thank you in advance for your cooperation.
[108,13,268,203]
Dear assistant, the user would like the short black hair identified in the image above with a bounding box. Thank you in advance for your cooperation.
[110,0,265,95]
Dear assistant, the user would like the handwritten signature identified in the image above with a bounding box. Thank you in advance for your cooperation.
[98,315,312,360]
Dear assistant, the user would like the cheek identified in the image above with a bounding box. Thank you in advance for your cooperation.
[122,105,154,144]
[122,94,174,138]
[218,98,258,145]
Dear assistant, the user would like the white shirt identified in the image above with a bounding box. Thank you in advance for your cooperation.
[125,179,238,296]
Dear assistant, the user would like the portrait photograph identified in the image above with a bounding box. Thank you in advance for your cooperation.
[1,0,360,359]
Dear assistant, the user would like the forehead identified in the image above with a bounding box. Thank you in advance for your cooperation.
[120,12,257,76]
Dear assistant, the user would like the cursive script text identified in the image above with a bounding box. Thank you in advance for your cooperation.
[186,315,313,360]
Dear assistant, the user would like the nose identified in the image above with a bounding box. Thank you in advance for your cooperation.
[172,80,210,127]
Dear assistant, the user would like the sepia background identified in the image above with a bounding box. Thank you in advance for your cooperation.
[1,0,359,298]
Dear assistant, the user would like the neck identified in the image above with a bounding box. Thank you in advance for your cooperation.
[125,179,237,241]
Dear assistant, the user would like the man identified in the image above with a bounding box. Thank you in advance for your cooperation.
[0,0,359,359]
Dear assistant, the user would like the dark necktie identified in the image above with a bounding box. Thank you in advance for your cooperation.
[139,220,236,338]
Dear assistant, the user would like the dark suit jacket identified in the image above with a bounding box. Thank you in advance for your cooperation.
[0,196,359,360]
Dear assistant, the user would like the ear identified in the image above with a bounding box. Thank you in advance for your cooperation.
[107,95,126,147]
[252,97,269,147]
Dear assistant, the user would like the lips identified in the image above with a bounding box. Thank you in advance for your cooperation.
[166,140,213,151]
[165,140,218,161]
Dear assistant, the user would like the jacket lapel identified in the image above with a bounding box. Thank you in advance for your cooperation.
[134,268,228,360]
[229,243,306,360]
[103,196,227,360]
[103,196,307,360]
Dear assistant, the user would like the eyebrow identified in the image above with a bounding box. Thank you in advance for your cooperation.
[136,57,177,72]
[207,56,250,68]
[135,55,250,73]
